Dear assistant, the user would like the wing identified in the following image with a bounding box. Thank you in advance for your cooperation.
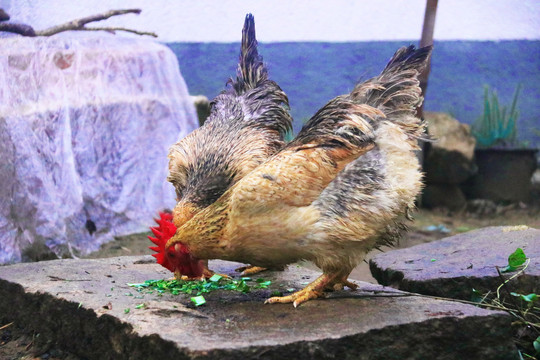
[230,96,382,213]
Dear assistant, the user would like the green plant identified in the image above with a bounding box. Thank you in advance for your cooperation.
[471,248,539,359]
[472,84,522,148]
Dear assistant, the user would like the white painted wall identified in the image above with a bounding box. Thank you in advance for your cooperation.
[2,0,539,42]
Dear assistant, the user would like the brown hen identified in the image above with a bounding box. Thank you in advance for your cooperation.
[166,45,432,306]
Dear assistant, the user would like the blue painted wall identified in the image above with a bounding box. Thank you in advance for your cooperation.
[168,40,540,147]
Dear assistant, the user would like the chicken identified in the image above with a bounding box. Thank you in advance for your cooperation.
[149,14,292,278]
[165,45,432,306]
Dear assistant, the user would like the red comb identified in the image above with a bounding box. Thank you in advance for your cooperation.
[148,212,177,272]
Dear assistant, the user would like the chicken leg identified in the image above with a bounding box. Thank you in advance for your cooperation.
[264,272,357,307]
[235,264,286,276]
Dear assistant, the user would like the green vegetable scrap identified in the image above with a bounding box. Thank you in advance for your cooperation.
[127,276,272,297]
[191,295,206,307]
[255,278,272,289]
[501,247,527,273]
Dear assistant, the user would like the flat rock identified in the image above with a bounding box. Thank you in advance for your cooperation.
[370,226,540,300]
[1,256,517,359]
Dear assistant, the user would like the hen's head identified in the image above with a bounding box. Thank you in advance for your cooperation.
[148,212,204,278]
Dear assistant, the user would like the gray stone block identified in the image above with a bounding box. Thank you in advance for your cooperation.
[370,226,539,300]
[0,256,518,359]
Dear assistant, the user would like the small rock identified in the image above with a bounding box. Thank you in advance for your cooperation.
[423,112,477,184]
[370,226,540,300]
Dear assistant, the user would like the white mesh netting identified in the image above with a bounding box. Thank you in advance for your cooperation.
[0,34,198,263]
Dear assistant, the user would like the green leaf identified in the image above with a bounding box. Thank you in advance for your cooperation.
[508,248,526,268]
[533,336,540,353]
[135,303,146,309]
[510,292,538,303]
[124,308,130,314]
[191,295,206,306]
[520,293,538,303]
[209,274,222,282]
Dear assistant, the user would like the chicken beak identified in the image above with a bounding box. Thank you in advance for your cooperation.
[165,232,181,249]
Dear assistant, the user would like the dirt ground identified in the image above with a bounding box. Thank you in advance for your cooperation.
[2,206,539,360]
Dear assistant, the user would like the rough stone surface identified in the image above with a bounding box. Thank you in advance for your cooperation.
[424,112,477,184]
[422,183,467,211]
[370,226,540,300]
[0,34,199,263]
[0,256,517,360]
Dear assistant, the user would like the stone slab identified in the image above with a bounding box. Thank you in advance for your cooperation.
[370,226,539,300]
[1,256,517,360]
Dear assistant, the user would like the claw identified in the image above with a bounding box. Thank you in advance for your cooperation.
[235,265,268,276]
[264,272,356,307]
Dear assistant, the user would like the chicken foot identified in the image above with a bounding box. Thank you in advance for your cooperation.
[235,265,268,276]
[235,264,285,276]
[264,272,357,307]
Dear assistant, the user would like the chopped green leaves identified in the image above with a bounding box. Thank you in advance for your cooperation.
[191,295,206,306]
[128,277,272,297]
[255,278,272,289]
[502,247,527,273]
[124,308,130,314]
[135,303,146,309]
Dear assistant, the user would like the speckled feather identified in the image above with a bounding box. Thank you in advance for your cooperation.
[168,46,432,278]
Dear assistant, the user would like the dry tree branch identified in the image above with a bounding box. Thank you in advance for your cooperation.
[36,8,142,36]
[73,26,157,38]
[0,8,156,37]
[0,22,36,36]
